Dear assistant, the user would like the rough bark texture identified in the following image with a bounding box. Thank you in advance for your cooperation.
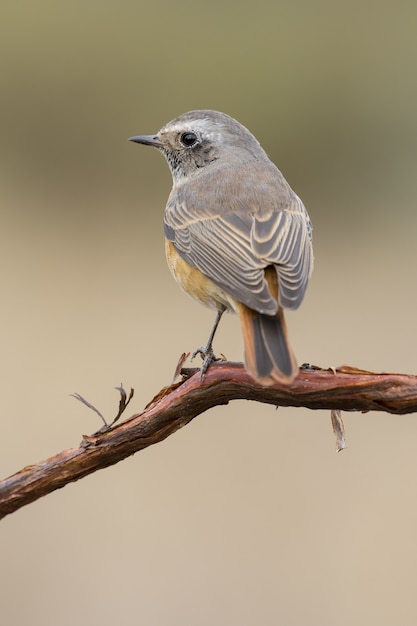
[1,362,417,520]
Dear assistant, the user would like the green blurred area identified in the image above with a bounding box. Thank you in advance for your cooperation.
[1,2,417,625]
[1,0,416,212]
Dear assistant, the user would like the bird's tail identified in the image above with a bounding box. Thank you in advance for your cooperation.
[239,304,298,385]
[237,267,298,385]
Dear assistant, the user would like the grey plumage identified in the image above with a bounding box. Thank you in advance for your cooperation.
[162,111,313,316]
[129,110,313,384]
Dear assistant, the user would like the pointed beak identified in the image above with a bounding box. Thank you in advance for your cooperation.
[128,134,163,148]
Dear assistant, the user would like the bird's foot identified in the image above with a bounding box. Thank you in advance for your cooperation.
[191,345,221,378]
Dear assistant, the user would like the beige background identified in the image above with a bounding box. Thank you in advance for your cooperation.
[1,1,417,624]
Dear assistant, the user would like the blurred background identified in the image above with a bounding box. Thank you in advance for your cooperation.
[1,1,417,624]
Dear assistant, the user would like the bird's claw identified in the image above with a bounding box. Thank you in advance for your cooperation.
[191,345,218,379]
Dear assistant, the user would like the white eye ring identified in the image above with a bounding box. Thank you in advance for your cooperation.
[180,132,198,147]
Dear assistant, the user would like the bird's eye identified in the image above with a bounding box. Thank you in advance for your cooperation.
[180,132,198,147]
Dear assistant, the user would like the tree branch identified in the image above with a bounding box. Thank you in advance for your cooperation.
[1,362,417,520]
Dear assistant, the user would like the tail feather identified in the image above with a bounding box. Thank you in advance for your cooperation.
[239,304,298,385]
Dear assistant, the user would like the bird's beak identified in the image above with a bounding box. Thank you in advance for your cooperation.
[128,134,163,148]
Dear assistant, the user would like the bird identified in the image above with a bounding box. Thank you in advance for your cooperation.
[129,110,313,385]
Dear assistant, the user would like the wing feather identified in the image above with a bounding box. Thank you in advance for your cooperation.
[164,160,313,314]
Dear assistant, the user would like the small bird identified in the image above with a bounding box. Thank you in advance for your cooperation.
[129,110,313,385]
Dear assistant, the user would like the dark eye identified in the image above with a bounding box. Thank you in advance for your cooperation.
[180,132,198,147]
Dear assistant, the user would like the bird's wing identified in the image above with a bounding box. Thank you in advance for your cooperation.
[249,202,313,309]
[164,161,313,314]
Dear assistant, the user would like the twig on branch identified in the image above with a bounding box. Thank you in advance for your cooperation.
[330,409,346,452]
[1,362,417,521]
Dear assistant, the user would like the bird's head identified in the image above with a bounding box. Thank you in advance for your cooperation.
[129,110,266,183]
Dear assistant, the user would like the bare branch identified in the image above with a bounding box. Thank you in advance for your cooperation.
[1,362,417,520]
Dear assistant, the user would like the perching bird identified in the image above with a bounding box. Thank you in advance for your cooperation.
[129,110,313,385]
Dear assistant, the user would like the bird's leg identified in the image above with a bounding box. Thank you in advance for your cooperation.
[191,307,225,376]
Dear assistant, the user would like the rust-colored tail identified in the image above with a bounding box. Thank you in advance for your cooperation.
[239,304,298,385]
[237,267,298,385]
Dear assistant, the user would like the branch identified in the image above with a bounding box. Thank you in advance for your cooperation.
[1,362,417,520]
